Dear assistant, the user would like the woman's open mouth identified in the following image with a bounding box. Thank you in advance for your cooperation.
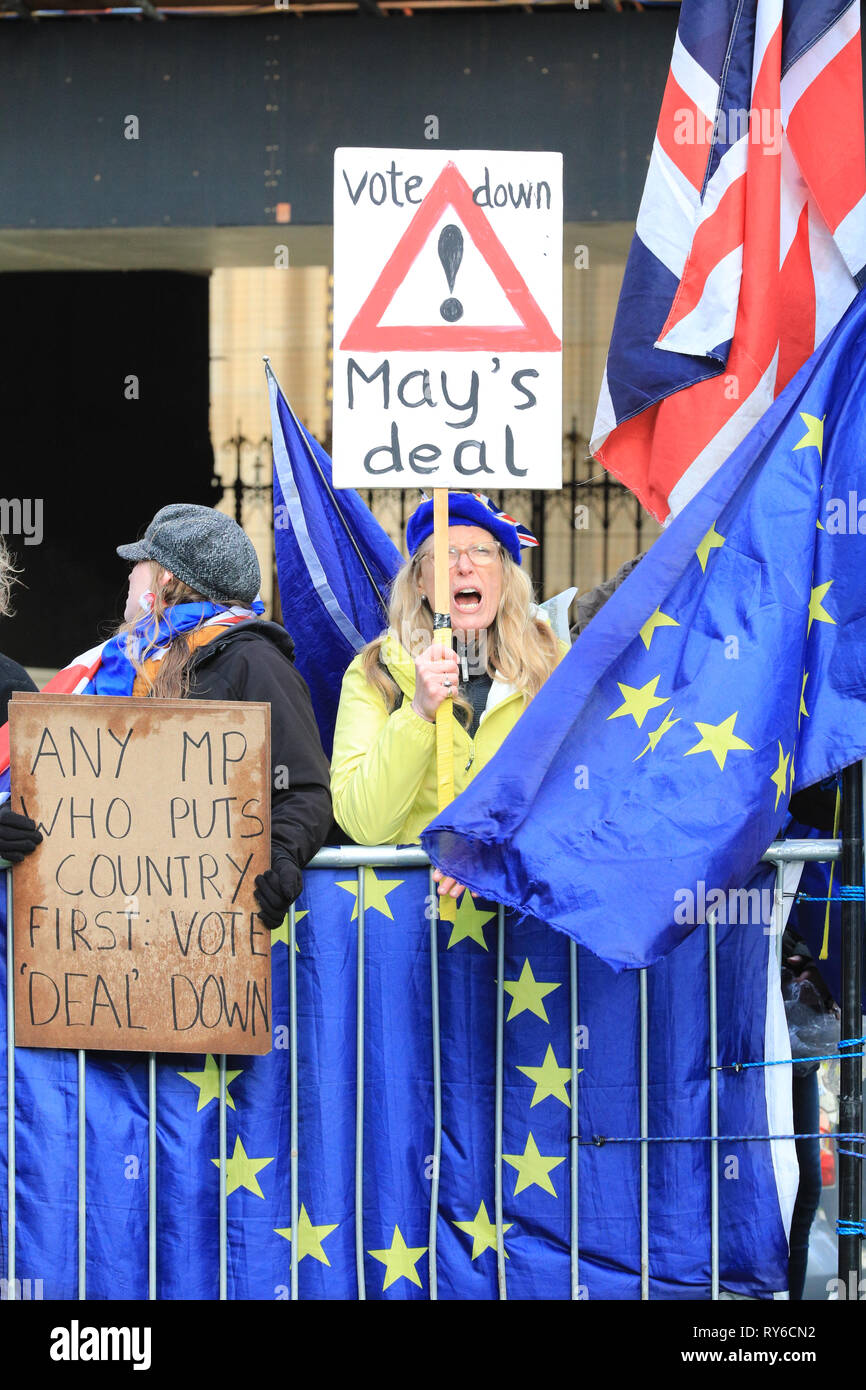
[453,586,483,614]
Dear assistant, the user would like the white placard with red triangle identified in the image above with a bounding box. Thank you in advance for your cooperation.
[332,148,563,491]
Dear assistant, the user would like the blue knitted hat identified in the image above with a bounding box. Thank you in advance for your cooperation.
[405,492,537,566]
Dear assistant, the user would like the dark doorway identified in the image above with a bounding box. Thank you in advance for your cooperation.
[0,270,215,670]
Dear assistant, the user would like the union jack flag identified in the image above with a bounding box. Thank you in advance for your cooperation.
[471,492,540,549]
[0,642,106,780]
[591,0,866,522]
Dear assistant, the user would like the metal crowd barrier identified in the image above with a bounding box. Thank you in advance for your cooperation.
[1,832,856,1301]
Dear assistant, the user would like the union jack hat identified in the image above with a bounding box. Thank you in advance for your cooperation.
[407,491,538,566]
[472,493,539,553]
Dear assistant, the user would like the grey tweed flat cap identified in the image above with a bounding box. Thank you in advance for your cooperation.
[117,503,261,606]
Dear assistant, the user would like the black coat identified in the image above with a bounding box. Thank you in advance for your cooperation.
[187,620,332,874]
[0,652,37,726]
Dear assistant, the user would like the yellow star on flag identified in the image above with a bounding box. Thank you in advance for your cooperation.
[790,755,796,793]
[639,606,680,650]
[447,892,497,951]
[271,907,309,950]
[684,712,753,771]
[275,1205,339,1265]
[335,867,404,921]
[516,1043,576,1108]
[793,412,825,460]
[178,1054,242,1112]
[634,707,680,761]
[503,959,561,1023]
[211,1135,274,1199]
[453,1201,512,1260]
[503,1132,566,1198]
[696,523,725,572]
[807,581,836,636]
[368,1226,427,1290]
[607,675,670,728]
[799,671,809,727]
[770,741,791,811]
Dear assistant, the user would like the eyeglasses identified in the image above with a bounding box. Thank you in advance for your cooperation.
[418,543,500,568]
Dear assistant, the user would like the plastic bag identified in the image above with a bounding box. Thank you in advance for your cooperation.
[781,968,841,1068]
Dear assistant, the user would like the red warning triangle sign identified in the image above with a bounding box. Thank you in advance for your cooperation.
[340,162,561,353]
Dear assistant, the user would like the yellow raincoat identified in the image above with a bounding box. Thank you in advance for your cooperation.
[330,628,568,846]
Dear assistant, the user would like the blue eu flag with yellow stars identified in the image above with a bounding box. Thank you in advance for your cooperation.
[424,289,866,970]
[0,863,794,1298]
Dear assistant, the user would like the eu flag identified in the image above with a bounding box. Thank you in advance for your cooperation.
[423,289,866,969]
[268,361,402,755]
[0,865,794,1299]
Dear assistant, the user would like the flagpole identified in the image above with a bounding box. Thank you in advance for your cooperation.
[433,490,456,924]
[838,761,864,1293]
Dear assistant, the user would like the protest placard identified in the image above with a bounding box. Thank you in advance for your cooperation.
[333,147,563,491]
[9,693,272,1054]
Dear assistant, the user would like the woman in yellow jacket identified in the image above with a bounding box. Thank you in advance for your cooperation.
[330,493,567,886]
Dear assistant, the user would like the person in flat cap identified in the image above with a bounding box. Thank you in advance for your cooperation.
[6,504,332,929]
[330,491,568,895]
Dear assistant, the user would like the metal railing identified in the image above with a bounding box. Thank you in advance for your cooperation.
[1,833,858,1300]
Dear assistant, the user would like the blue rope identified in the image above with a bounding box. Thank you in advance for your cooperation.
[836,1220,866,1237]
[837,1149,866,1160]
[724,1052,844,1069]
[797,886,865,901]
[717,1035,866,1071]
[578,1132,866,1147]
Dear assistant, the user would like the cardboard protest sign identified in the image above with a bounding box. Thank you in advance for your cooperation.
[333,147,563,490]
[9,693,272,1054]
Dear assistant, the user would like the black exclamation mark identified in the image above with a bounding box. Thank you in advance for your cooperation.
[438,224,464,322]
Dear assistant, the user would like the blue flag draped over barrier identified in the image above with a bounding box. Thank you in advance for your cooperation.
[0,865,796,1299]
[423,289,866,971]
[268,361,402,755]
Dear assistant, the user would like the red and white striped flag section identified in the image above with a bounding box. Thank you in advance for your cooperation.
[0,642,106,778]
[591,0,866,522]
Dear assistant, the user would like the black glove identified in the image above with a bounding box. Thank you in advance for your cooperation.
[253,859,303,929]
[0,805,42,864]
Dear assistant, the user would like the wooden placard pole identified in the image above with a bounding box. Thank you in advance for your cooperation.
[433,488,456,922]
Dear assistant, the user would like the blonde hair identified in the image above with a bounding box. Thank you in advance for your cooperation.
[0,537,20,618]
[361,543,559,722]
[114,560,242,700]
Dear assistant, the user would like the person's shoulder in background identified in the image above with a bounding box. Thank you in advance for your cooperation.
[570,554,645,642]
[0,652,37,725]
[787,776,840,836]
